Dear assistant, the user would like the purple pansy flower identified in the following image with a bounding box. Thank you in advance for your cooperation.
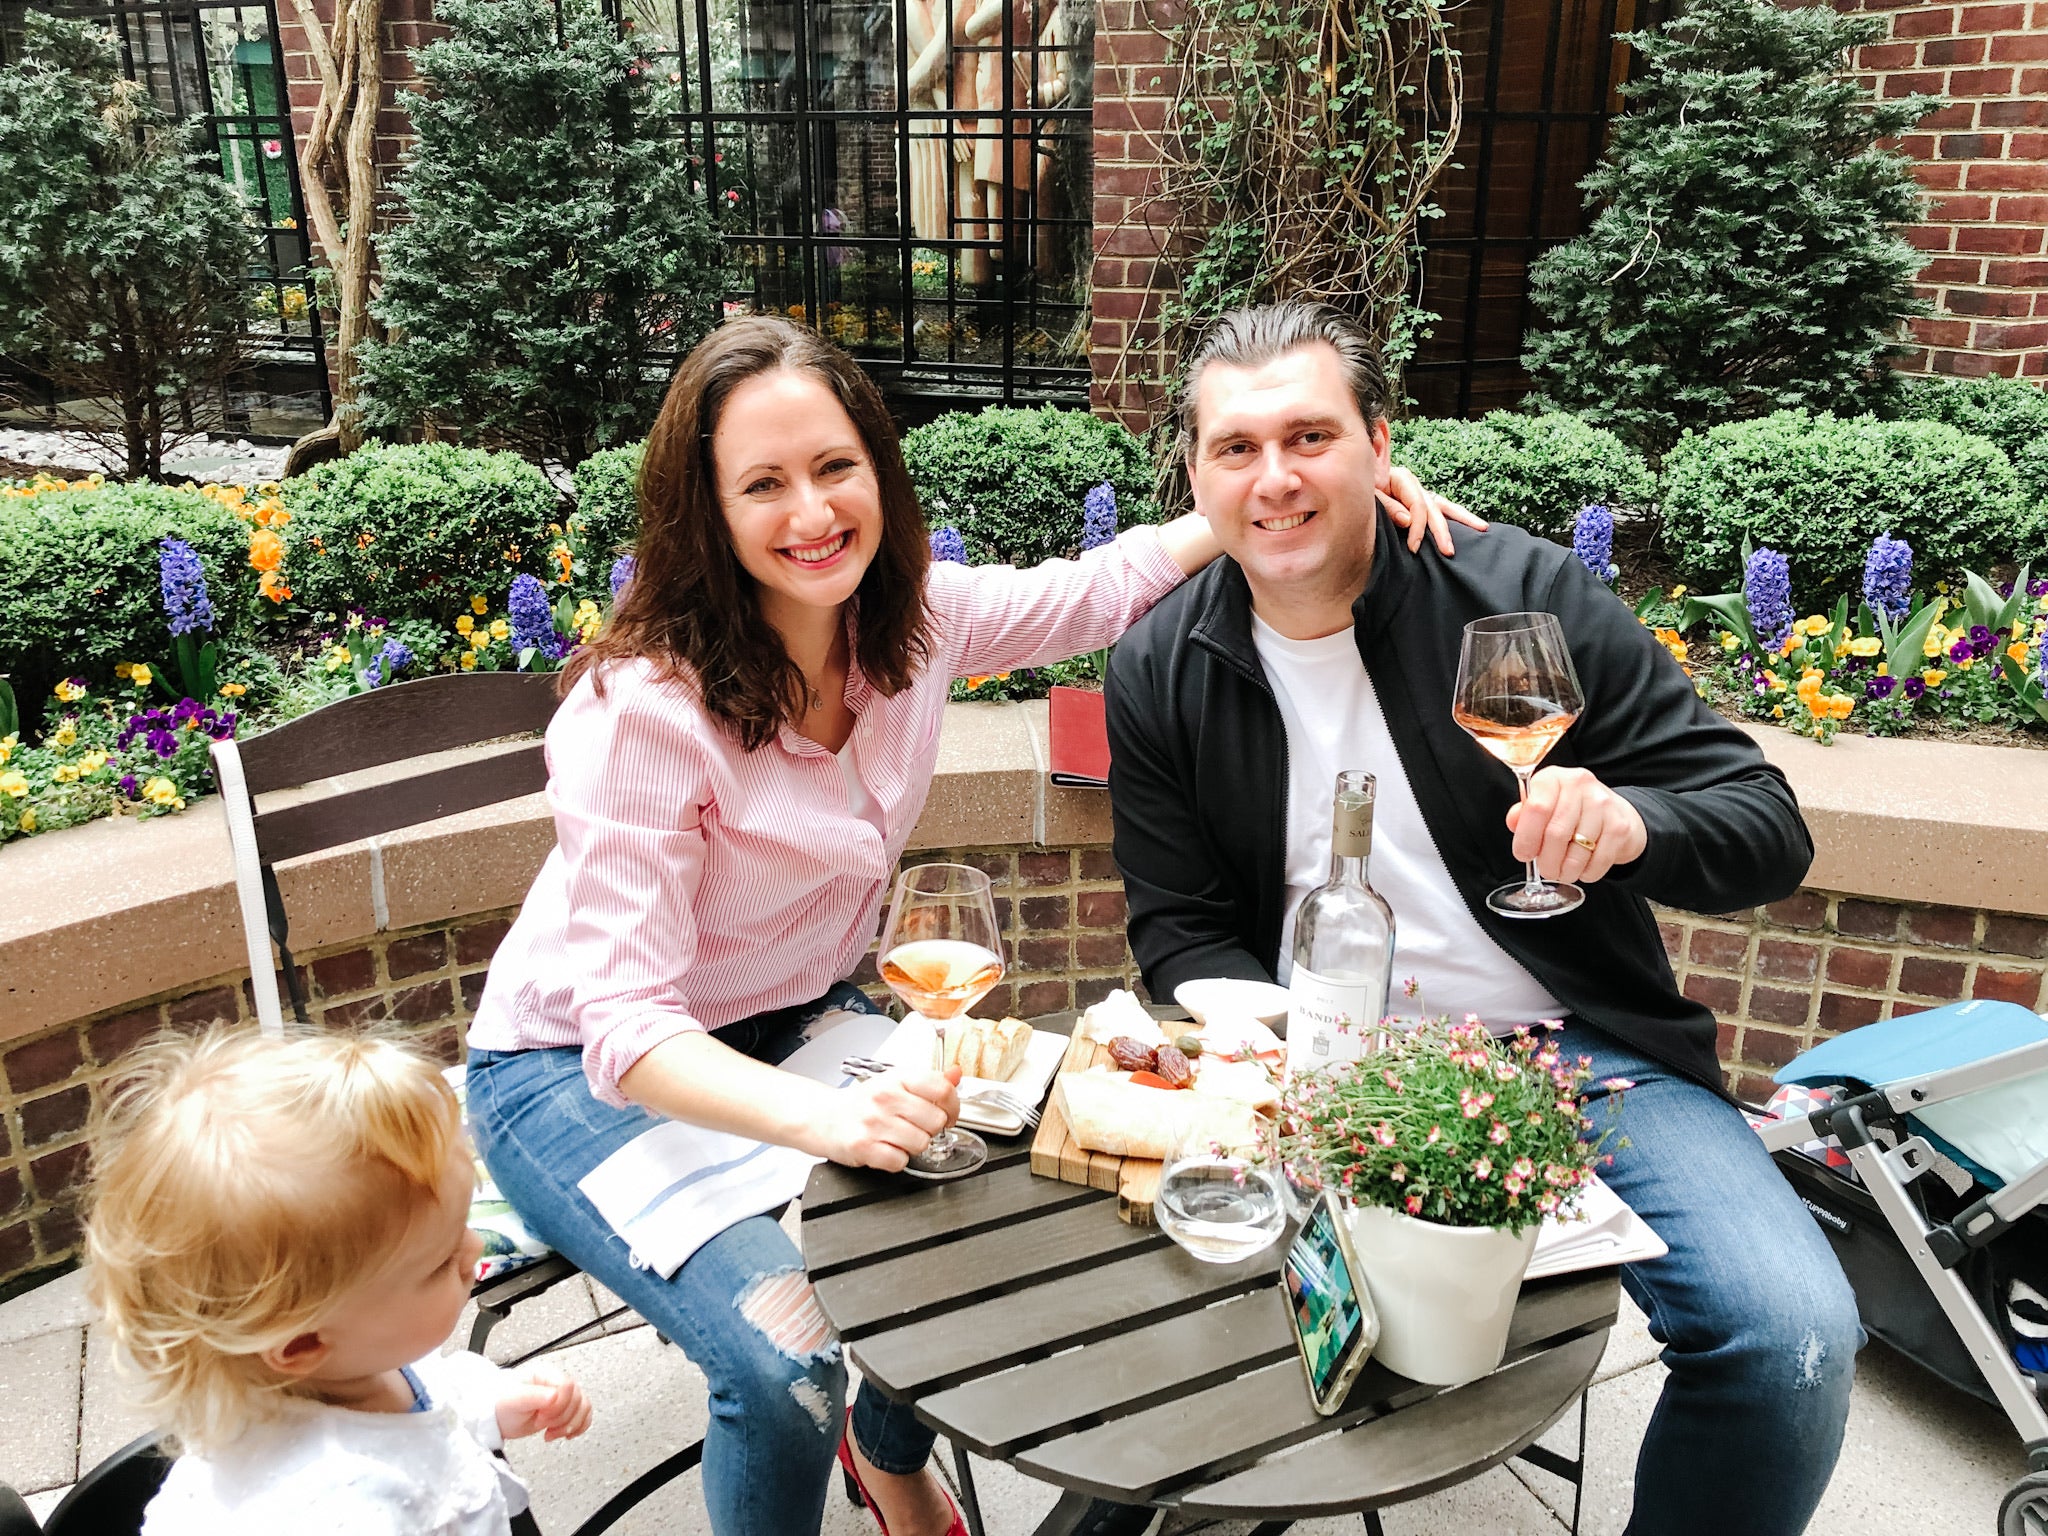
[1744,547,1794,653]
[117,774,139,799]
[1969,624,1996,658]
[1902,676,1927,700]
[1866,675,1898,700]
[1950,637,1975,662]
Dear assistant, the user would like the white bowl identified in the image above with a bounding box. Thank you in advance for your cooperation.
[1173,977,1291,1029]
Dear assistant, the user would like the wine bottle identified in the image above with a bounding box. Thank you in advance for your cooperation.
[1286,770,1397,1075]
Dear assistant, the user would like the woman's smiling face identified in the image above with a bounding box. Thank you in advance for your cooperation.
[712,368,883,627]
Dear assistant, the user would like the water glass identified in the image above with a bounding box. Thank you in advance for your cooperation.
[1153,1116,1286,1264]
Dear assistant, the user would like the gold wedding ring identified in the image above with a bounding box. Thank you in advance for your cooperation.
[1572,832,1600,853]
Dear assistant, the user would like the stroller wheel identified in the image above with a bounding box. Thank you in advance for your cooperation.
[2000,1471,2048,1536]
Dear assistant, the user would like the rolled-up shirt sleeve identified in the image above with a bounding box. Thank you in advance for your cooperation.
[935,524,1186,678]
[545,679,714,1106]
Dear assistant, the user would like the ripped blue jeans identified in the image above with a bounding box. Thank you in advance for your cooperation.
[1554,1022,1862,1536]
[466,982,937,1536]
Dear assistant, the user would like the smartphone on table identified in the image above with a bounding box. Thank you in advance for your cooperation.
[1281,1190,1379,1415]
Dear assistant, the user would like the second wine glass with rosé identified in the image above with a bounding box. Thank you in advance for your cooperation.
[876,862,1006,1177]
[1452,612,1587,918]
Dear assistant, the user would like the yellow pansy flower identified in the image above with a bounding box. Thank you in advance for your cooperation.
[51,763,78,784]
[460,651,477,671]
[52,723,76,749]
[1670,585,1687,599]
[52,678,86,703]
[115,661,133,679]
[0,733,14,765]
[17,809,34,832]
[81,751,107,773]
[1849,637,1881,657]
[143,776,180,806]
[0,770,28,798]
[455,614,475,636]
[1922,669,1947,688]
[1719,632,1739,652]
[1771,705,1784,719]
[490,619,510,641]
[219,682,247,698]
[472,594,490,615]
[128,664,152,688]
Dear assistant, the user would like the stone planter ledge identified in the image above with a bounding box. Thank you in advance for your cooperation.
[2,703,2044,1047]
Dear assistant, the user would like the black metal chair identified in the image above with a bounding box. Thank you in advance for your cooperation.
[207,669,702,1522]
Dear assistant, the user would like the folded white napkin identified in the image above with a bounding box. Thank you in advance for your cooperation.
[575,1010,899,1279]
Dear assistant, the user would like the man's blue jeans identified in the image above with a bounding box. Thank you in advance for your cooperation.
[1557,1021,1862,1535]
[465,982,937,1536]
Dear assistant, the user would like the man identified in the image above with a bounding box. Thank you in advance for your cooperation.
[1106,302,1859,1536]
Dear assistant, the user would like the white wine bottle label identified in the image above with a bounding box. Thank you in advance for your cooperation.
[1287,966,1377,1075]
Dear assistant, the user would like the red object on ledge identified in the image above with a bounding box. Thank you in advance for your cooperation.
[1048,684,1110,787]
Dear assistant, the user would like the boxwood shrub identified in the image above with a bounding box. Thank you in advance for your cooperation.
[900,406,1158,567]
[1389,412,1655,540]
[1892,374,2048,471]
[0,483,248,727]
[282,444,561,622]
[570,440,643,564]
[1660,410,2031,601]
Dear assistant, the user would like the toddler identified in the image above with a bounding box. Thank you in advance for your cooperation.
[85,1027,593,1534]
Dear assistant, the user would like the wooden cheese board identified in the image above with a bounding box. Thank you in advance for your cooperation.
[1028,1030,1164,1226]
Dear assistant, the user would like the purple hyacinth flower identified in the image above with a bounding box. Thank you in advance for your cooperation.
[364,639,415,689]
[1866,675,1898,700]
[609,555,636,600]
[1572,504,1618,586]
[509,574,565,661]
[1860,535,1912,626]
[1743,547,1794,653]
[158,539,216,637]
[1902,676,1927,700]
[929,526,966,564]
[1082,483,1118,553]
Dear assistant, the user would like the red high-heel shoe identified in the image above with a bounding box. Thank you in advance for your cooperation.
[835,1410,969,1536]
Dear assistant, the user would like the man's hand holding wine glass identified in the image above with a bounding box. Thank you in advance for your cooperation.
[1504,766,1649,888]
[822,1065,963,1173]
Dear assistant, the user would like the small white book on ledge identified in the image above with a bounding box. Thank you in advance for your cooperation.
[1525,1174,1669,1281]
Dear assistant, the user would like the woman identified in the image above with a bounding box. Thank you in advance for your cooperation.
[464,317,1471,1536]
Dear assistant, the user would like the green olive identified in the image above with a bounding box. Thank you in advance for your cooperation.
[1174,1034,1204,1057]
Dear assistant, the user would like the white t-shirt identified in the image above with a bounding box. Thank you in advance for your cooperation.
[142,1350,527,1536]
[1251,612,1564,1029]
[837,734,882,832]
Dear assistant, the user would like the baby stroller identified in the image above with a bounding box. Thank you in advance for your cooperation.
[1753,998,2048,1535]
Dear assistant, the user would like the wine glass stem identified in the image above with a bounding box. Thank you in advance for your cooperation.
[1513,767,1545,895]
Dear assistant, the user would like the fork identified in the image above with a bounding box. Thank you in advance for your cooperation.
[839,1057,1042,1128]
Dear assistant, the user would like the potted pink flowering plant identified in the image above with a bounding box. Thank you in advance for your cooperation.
[1281,1017,1627,1386]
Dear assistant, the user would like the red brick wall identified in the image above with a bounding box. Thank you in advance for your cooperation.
[1836,0,2048,379]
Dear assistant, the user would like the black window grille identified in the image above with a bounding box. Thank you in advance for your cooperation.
[1406,0,1667,419]
[614,0,1096,416]
[0,0,331,434]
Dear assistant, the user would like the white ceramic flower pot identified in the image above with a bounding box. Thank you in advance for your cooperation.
[1344,1203,1540,1387]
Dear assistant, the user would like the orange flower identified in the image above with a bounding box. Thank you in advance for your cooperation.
[554,544,573,584]
[258,570,292,604]
[961,673,1011,690]
[248,527,285,573]
[2011,641,2032,666]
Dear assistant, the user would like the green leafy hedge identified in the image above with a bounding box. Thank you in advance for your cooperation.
[1661,410,2031,601]
[1388,412,1655,540]
[570,441,643,564]
[900,406,1158,566]
[1892,374,2048,471]
[282,444,562,622]
[0,483,248,726]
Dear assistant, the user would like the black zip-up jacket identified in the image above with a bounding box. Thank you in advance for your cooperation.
[1104,511,1815,1094]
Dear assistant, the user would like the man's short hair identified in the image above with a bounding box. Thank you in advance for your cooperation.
[1176,302,1393,458]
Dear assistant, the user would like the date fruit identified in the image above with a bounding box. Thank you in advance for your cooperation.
[1108,1036,1158,1074]
[1154,1044,1194,1087]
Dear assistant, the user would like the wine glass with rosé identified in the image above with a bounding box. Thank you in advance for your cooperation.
[876,863,1006,1177]
[1452,612,1587,918]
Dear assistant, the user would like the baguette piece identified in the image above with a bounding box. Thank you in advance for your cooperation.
[942,1017,1035,1081]
[1055,1069,1260,1160]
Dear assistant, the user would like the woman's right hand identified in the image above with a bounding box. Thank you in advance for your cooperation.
[822,1067,962,1170]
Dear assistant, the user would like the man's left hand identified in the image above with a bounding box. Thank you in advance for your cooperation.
[1504,767,1647,885]
[1378,465,1488,556]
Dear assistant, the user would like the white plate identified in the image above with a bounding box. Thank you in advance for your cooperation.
[872,1018,1068,1137]
[1173,977,1292,1029]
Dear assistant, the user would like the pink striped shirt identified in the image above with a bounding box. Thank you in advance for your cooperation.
[466,528,1185,1106]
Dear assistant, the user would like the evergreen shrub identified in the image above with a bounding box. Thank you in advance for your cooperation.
[1524,0,1935,457]
[1892,374,2048,471]
[283,444,561,621]
[570,441,644,563]
[901,407,1158,566]
[1389,413,1655,540]
[1660,411,2029,600]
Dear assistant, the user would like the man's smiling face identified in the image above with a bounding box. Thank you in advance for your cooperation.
[1189,341,1392,627]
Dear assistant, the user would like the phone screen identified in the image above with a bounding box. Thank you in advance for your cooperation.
[1282,1195,1370,1403]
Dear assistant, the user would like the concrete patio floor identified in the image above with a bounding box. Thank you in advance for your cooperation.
[1,1223,2031,1536]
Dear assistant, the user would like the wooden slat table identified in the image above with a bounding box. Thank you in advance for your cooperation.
[801,1010,1619,1536]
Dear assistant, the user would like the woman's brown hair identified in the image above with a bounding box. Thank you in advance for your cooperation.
[565,317,933,749]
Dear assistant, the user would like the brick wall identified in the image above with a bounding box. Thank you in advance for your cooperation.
[0,844,1140,1297]
[1088,0,1181,436]
[1834,0,2048,379]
